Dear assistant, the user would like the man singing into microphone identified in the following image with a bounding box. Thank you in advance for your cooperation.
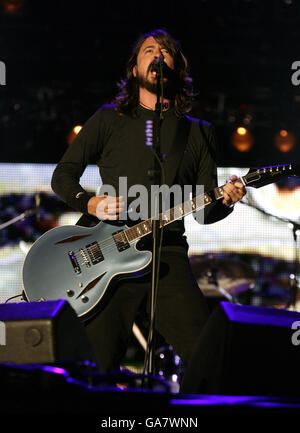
[51,29,245,385]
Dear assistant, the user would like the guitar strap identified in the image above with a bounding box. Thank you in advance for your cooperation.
[76,115,192,227]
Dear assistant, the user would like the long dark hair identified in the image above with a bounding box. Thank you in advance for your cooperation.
[115,29,194,118]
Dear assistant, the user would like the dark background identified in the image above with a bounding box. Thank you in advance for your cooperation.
[0,0,300,166]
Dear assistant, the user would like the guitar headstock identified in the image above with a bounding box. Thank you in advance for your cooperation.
[243,163,300,189]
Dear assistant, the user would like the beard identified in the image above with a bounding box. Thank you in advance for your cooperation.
[135,66,177,100]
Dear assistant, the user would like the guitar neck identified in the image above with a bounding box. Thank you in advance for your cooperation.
[122,162,297,244]
[123,179,242,243]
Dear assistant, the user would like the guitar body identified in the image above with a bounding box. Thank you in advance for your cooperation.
[23,221,152,320]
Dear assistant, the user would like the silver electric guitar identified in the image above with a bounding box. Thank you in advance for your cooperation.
[22,163,299,320]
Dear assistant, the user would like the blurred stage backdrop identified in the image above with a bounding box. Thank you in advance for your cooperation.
[0,1,299,326]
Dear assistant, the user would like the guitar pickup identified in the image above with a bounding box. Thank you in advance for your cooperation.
[86,241,104,265]
[113,230,130,252]
[68,251,81,274]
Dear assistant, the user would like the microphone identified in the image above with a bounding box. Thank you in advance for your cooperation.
[150,57,173,77]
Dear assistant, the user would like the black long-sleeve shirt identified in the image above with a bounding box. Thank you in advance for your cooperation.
[51,104,232,249]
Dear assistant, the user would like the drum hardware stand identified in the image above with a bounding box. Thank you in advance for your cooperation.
[0,210,36,303]
[205,258,234,302]
[288,222,300,310]
[0,197,40,304]
[240,200,300,309]
[0,208,37,231]
[132,322,147,352]
[0,192,40,232]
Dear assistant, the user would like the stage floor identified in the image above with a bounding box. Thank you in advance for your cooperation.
[1,362,300,430]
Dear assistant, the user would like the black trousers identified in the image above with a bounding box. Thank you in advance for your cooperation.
[84,246,209,372]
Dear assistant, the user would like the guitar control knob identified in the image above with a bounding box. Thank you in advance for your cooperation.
[67,290,74,297]
[81,295,89,303]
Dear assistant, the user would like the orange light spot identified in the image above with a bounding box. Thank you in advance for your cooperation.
[237,127,247,136]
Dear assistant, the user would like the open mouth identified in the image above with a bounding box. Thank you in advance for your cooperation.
[147,63,157,76]
[148,66,157,76]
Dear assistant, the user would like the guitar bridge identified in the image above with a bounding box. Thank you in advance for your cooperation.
[79,248,91,267]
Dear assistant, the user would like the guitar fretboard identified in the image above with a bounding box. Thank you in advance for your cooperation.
[121,162,297,244]
[124,189,222,243]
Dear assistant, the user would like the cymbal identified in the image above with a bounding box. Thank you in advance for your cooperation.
[190,256,256,297]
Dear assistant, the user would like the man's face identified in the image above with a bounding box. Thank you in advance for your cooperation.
[133,36,175,95]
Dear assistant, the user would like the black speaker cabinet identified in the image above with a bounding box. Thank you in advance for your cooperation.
[180,301,300,396]
[0,299,96,364]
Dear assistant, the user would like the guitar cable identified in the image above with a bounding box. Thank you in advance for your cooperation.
[4,293,24,303]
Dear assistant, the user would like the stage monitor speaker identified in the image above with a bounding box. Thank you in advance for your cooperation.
[180,301,300,396]
[0,299,96,365]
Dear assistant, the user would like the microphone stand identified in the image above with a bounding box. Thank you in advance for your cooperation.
[143,59,166,378]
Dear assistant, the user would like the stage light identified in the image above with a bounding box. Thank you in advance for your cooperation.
[2,0,23,13]
[73,125,82,134]
[232,127,254,152]
[237,127,247,136]
[279,129,288,137]
[274,130,295,153]
[67,125,83,145]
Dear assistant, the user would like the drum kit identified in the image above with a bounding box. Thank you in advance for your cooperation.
[190,255,256,302]
[189,252,300,311]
